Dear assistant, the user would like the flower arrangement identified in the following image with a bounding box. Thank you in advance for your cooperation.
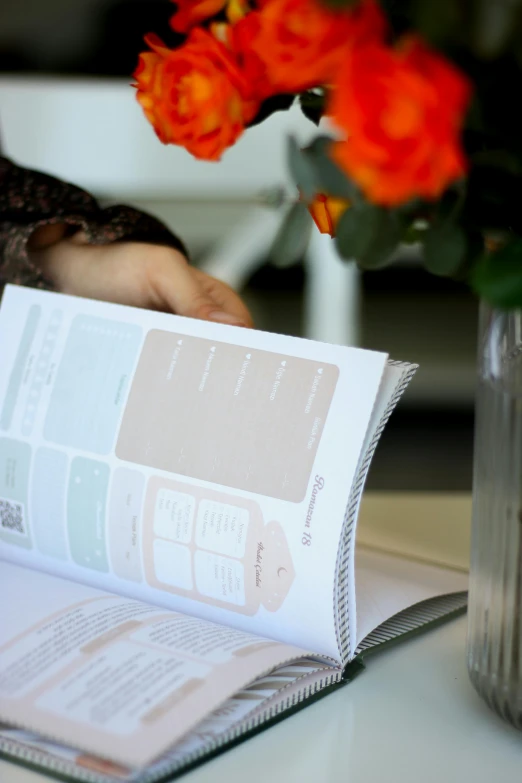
[134,0,522,308]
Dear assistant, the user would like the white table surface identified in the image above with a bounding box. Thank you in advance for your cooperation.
[2,614,521,783]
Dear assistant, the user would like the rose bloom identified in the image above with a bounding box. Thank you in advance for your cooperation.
[330,36,472,206]
[229,13,275,100]
[232,0,387,95]
[170,0,249,32]
[170,0,226,33]
[308,194,350,237]
[134,30,259,161]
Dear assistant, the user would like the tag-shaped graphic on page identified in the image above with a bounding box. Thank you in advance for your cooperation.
[260,521,295,612]
[143,477,295,615]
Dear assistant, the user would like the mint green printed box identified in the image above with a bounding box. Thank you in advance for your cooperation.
[32,447,68,559]
[44,315,142,454]
[0,304,40,432]
[67,457,110,572]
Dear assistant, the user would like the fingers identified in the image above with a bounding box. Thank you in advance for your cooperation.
[37,238,254,329]
[192,268,254,328]
[68,230,90,246]
[150,250,251,326]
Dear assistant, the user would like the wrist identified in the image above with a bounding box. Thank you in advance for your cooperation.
[28,224,70,286]
[29,234,84,293]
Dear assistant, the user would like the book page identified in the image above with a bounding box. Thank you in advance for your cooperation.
[0,562,317,768]
[0,285,387,659]
[0,661,340,782]
[354,548,468,646]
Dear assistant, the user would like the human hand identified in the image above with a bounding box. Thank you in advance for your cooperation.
[30,228,253,327]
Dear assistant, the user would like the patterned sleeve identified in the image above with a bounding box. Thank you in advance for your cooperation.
[0,155,188,290]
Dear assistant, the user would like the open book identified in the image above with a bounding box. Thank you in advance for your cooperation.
[0,285,467,782]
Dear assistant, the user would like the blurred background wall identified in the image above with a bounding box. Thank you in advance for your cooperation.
[0,0,477,492]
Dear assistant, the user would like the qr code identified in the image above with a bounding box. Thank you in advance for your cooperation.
[0,498,26,536]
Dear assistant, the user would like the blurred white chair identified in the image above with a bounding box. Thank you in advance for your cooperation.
[0,76,360,345]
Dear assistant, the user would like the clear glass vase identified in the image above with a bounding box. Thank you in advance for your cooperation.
[467,302,522,728]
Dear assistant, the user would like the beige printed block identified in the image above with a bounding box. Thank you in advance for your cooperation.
[116,330,338,502]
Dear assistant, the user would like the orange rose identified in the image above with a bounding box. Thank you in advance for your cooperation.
[226,0,250,23]
[330,36,472,206]
[170,0,226,33]
[208,15,277,101]
[308,194,350,237]
[232,0,387,95]
[230,13,275,100]
[134,31,258,161]
[170,0,249,32]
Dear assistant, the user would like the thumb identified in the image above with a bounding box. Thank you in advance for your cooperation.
[151,255,248,326]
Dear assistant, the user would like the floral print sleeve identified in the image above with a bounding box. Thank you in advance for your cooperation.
[0,155,187,291]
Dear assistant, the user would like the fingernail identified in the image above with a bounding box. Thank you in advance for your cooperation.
[208,311,247,327]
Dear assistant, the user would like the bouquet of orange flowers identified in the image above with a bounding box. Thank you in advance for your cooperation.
[134,0,522,308]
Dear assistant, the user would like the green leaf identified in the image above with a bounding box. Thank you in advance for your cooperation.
[412,0,463,45]
[306,134,335,149]
[257,186,287,209]
[299,91,325,126]
[473,0,520,57]
[423,223,467,277]
[472,240,522,309]
[471,149,522,176]
[316,160,357,201]
[402,221,427,245]
[287,136,317,202]
[457,230,485,282]
[305,136,357,201]
[270,202,312,267]
[335,207,376,259]
[465,162,522,235]
[335,204,401,268]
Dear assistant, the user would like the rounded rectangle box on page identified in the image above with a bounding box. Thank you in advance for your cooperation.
[67,458,110,572]
[116,330,339,502]
[108,467,145,582]
[154,488,195,544]
[142,476,296,616]
[31,447,68,559]
[43,315,142,455]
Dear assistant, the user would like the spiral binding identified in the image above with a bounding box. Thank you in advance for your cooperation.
[334,360,418,663]
[355,592,468,655]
